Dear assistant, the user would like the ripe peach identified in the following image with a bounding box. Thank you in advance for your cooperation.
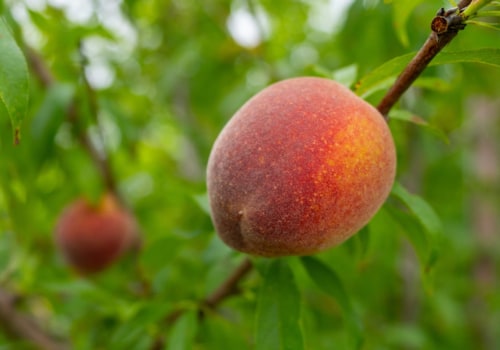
[207,77,396,257]
[55,193,138,274]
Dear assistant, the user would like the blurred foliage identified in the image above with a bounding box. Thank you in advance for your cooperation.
[0,0,500,349]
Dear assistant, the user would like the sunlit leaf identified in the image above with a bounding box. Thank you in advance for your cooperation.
[356,48,500,97]
[466,20,500,32]
[255,259,304,350]
[413,77,453,92]
[332,64,358,88]
[0,17,29,144]
[476,11,500,17]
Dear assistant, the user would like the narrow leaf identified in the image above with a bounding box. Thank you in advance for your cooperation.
[0,18,29,144]
[192,193,211,216]
[476,11,500,17]
[434,48,500,67]
[355,52,413,97]
[255,259,304,350]
[391,0,428,47]
[332,64,358,88]
[356,48,500,97]
[391,182,443,237]
[466,20,500,32]
[389,109,449,143]
[301,256,363,349]
[385,206,439,271]
[31,83,74,167]
[167,310,198,350]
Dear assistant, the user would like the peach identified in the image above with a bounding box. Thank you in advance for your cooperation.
[55,193,138,274]
[206,77,396,257]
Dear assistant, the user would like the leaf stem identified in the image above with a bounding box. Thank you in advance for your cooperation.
[462,0,497,17]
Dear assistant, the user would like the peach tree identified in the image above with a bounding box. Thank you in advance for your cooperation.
[0,0,499,349]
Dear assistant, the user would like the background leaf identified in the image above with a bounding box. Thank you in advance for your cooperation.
[391,182,443,238]
[167,310,198,350]
[0,1,499,349]
[391,0,428,47]
[255,259,304,350]
[389,109,449,143]
[301,256,363,349]
[0,17,29,143]
[356,48,500,97]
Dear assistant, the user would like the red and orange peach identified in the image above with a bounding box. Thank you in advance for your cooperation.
[55,193,138,274]
[207,77,396,257]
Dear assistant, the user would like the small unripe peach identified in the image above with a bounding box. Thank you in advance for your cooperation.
[207,77,396,257]
[55,193,138,274]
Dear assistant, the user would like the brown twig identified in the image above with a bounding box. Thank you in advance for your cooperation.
[24,46,54,88]
[167,258,253,325]
[25,46,118,195]
[0,289,70,350]
[6,45,121,348]
[458,0,473,9]
[151,258,253,350]
[377,3,471,117]
[203,258,253,309]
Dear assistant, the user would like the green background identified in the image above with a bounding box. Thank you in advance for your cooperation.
[0,0,499,349]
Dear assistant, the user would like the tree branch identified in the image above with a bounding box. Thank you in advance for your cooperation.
[376,1,481,117]
[203,258,253,309]
[0,289,70,350]
[25,45,118,196]
[24,46,54,88]
[168,258,253,325]
[152,258,254,350]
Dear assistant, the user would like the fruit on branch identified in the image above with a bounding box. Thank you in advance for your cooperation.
[207,77,396,257]
[55,193,139,274]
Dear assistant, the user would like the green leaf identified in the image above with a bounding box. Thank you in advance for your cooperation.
[391,0,428,47]
[389,109,449,143]
[391,182,443,238]
[413,77,453,92]
[351,226,370,259]
[167,310,198,350]
[0,17,29,144]
[466,20,500,32]
[198,314,249,350]
[192,193,211,216]
[476,10,500,17]
[356,48,500,97]
[355,52,413,97]
[301,256,363,349]
[31,83,74,167]
[385,206,439,271]
[434,48,500,67]
[389,183,443,273]
[332,64,358,88]
[140,236,181,273]
[255,259,304,350]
